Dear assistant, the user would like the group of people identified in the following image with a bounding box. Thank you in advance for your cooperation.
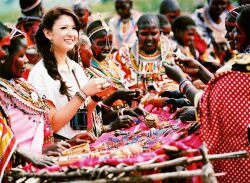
[0,0,249,182]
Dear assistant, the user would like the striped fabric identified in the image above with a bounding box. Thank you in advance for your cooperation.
[0,111,17,182]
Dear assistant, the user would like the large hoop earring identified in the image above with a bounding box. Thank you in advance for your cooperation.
[50,40,54,53]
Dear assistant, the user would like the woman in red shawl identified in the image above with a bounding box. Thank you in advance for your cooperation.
[163,5,250,183]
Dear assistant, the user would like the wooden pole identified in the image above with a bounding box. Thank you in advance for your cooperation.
[200,144,217,183]
[6,150,248,181]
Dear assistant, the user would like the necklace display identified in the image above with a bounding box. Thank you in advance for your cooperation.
[89,57,125,89]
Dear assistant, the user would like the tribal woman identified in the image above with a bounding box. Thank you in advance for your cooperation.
[83,20,146,135]
[163,5,250,183]
[114,14,176,93]
[0,23,57,181]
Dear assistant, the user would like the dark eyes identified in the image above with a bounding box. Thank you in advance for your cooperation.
[96,41,106,46]
[140,32,158,36]
[60,26,77,30]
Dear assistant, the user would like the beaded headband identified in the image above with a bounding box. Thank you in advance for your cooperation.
[88,26,107,39]
[88,13,111,39]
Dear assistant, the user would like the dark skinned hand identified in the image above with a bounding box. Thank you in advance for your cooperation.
[172,106,196,122]
[66,132,97,146]
[174,57,201,76]
[110,115,134,131]
[159,90,184,99]
[42,141,71,156]
[163,98,192,113]
[17,147,54,168]
[113,89,142,102]
[163,61,186,83]
[124,106,148,117]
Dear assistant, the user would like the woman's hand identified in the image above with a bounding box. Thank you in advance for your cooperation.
[17,147,55,168]
[110,115,134,131]
[163,61,186,83]
[143,97,167,108]
[163,98,192,113]
[171,106,196,122]
[81,78,111,96]
[124,106,148,117]
[113,89,142,102]
[159,90,184,98]
[42,141,71,156]
[175,57,214,84]
[174,57,201,76]
[66,131,97,146]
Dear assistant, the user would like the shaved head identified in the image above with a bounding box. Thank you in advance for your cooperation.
[137,14,160,29]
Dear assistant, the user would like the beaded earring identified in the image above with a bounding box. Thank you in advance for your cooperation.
[50,40,54,53]
[77,47,81,64]
[0,60,5,65]
[160,32,171,61]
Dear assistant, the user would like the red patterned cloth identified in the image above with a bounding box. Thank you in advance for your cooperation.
[199,71,250,183]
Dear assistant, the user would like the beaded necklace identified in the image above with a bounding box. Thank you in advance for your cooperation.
[116,17,136,47]
[0,78,54,144]
[0,78,48,112]
[90,57,125,88]
[129,40,162,76]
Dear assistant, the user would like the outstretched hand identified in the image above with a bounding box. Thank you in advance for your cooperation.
[124,106,148,117]
[110,115,134,130]
[17,147,55,168]
[159,90,184,99]
[66,131,97,146]
[174,57,201,76]
[163,98,192,113]
[171,106,196,122]
[163,61,186,83]
[113,89,142,102]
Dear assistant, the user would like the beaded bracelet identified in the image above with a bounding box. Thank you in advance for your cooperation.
[179,79,192,93]
[184,85,195,96]
[75,91,85,102]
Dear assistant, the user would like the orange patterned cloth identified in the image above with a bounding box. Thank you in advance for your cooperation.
[0,108,17,182]
[199,71,250,183]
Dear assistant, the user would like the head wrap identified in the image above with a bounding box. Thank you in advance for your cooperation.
[19,0,41,13]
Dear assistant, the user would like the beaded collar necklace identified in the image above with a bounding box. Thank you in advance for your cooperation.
[0,78,48,113]
[128,35,171,75]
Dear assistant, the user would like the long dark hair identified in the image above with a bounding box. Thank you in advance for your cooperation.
[237,5,250,43]
[35,7,80,97]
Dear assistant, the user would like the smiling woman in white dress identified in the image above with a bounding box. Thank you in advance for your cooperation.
[28,7,110,139]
